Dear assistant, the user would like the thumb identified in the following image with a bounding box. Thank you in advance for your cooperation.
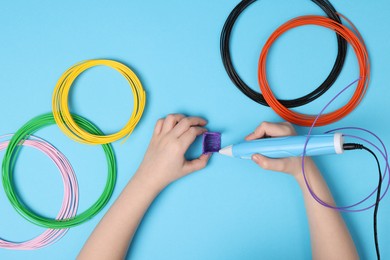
[252,154,289,173]
[183,154,211,174]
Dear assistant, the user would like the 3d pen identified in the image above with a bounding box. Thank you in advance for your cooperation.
[205,133,344,159]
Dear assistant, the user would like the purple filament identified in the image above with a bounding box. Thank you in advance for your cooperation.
[302,78,390,212]
[202,132,221,154]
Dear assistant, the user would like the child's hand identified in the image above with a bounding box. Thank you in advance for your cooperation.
[135,114,211,190]
[245,121,309,178]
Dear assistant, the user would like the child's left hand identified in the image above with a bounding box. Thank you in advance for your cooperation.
[135,114,211,190]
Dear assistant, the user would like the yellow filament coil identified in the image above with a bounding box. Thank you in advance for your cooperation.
[52,59,146,144]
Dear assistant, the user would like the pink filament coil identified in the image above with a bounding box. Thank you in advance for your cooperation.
[0,135,78,250]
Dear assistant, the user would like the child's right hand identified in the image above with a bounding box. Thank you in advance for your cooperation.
[135,114,210,190]
[245,121,311,178]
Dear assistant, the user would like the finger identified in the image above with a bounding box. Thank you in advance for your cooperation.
[161,114,185,133]
[179,126,207,149]
[172,116,207,137]
[245,121,295,141]
[252,154,290,173]
[154,119,164,135]
[183,154,211,174]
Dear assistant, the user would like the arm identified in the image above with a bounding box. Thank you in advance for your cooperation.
[246,122,358,260]
[78,114,211,260]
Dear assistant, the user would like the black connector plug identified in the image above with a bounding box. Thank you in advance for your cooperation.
[343,143,364,150]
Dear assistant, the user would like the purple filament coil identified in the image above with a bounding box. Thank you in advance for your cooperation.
[202,132,221,154]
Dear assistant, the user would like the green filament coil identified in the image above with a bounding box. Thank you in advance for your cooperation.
[2,113,117,229]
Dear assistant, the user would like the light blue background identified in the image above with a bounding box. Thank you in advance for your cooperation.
[0,0,389,259]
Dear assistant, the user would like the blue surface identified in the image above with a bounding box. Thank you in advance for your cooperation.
[0,0,389,259]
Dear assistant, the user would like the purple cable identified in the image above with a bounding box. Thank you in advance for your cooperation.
[326,127,390,203]
[302,78,390,212]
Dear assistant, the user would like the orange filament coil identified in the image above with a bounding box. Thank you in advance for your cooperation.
[258,15,370,126]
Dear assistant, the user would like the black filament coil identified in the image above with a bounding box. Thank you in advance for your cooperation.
[220,0,347,108]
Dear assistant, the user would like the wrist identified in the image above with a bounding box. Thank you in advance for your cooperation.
[131,169,168,194]
[292,157,316,184]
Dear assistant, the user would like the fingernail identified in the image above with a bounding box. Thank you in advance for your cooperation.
[202,153,212,159]
[252,154,260,162]
[246,133,255,138]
